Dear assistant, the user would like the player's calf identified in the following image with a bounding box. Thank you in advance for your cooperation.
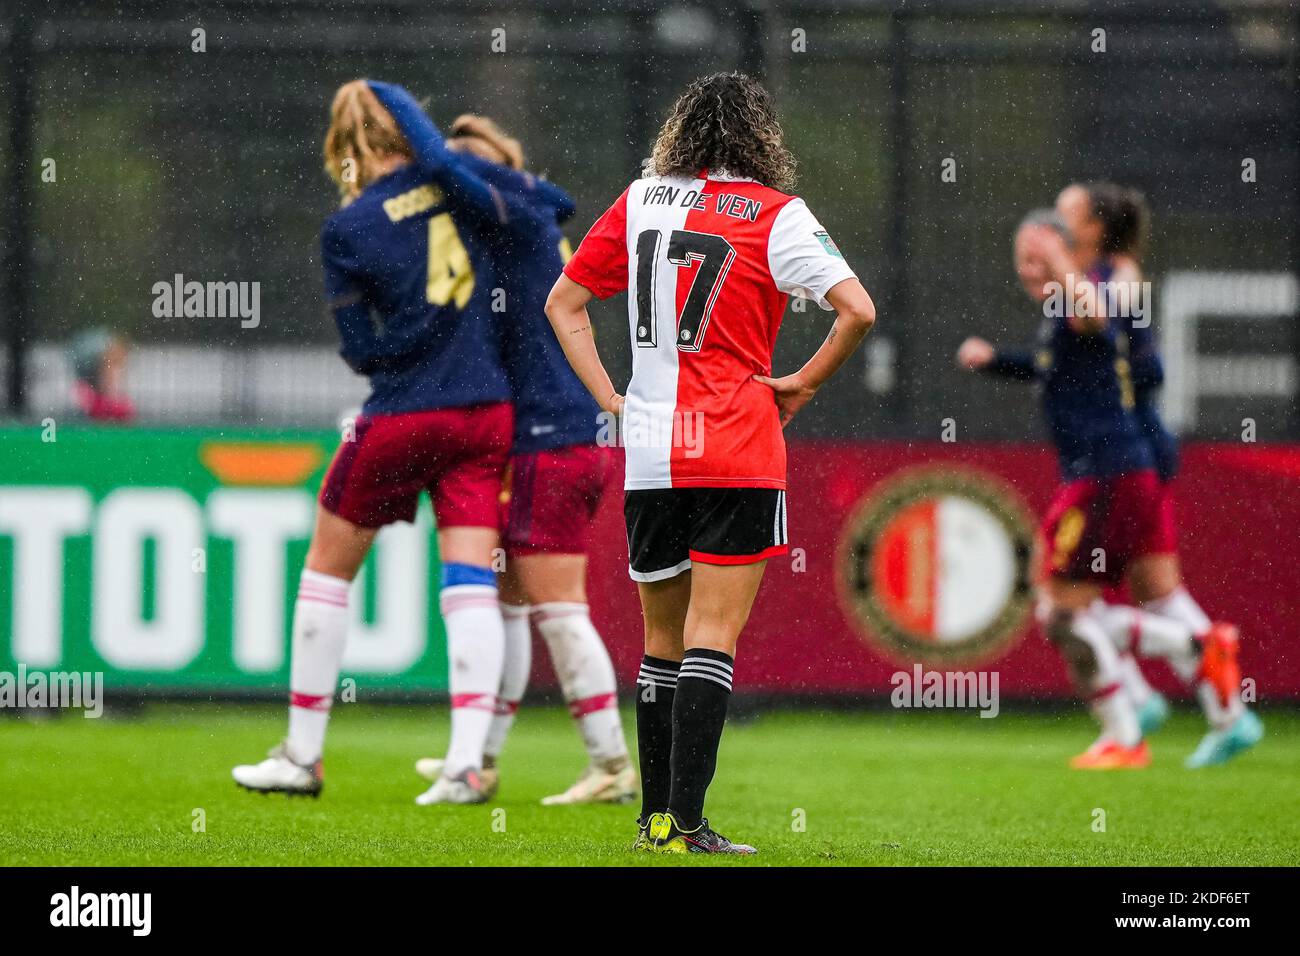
[1044,603,1143,755]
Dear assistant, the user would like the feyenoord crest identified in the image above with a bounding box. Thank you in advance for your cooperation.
[837,466,1035,666]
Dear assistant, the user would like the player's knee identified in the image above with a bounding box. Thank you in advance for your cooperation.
[643,614,685,661]
[304,540,362,581]
[1043,606,1099,686]
[1043,606,1076,647]
[683,612,744,658]
[437,526,499,569]
[522,576,587,606]
[1128,556,1181,604]
[643,632,683,663]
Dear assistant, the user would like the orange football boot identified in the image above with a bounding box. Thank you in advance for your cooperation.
[1070,739,1151,770]
[1198,622,1242,709]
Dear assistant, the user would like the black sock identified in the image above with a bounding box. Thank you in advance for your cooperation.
[635,655,679,822]
[668,648,734,830]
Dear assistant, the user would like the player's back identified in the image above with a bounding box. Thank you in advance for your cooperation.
[1091,258,1180,481]
[322,164,511,415]
[1035,310,1154,480]
[489,184,602,454]
[565,172,854,490]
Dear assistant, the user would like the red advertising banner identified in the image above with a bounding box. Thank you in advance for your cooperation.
[577,443,1300,699]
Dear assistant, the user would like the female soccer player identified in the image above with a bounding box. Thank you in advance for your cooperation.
[546,73,876,852]
[958,201,1258,769]
[232,80,549,804]
[409,116,637,805]
[1052,182,1261,766]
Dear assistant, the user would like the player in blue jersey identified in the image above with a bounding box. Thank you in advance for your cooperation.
[233,80,555,803]
[1052,182,1261,766]
[957,207,1253,768]
[411,115,637,805]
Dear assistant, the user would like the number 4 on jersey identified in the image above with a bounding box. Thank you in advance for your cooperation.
[427,212,475,309]
[635,228,735,352]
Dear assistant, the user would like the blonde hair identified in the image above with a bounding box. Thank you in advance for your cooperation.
[449,114,525,170]
[323,80,413,203]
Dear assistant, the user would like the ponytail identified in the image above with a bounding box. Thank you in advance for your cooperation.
[323,80,413,204]
[1084,181,1149,260]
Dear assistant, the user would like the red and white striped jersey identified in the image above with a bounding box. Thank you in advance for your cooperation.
[563,172,856,490]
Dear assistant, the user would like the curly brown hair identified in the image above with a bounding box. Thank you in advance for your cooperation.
[646,72,796,192]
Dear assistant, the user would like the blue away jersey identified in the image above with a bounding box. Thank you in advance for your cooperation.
[983,257,1184,481]
[1035,312,1155,480]
[456,154,602,454]
[1097,261,1179,482]
[321,164,512,415]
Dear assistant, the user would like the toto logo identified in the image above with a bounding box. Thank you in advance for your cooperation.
[837,466,1035,666]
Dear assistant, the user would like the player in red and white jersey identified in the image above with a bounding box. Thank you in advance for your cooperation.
[546,73,877,853]
[560,151,855,494]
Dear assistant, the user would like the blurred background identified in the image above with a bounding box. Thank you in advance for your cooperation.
[3,0,1296,437]
[0,0,1297,702]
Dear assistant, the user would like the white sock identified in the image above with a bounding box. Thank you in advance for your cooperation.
[1074,609,1141,746]
[485,603,531,759]
[1117,652,1154,708]
[1092,683,1142,747]
[1091,599,1196,661]
[533,603,629,767]
[1139,588,1209,683]
[441,583,506,778]
[1197,681,1237,730]
[1141,588,1240,726]
[1091,598,1201,697]
[286,569,350,765]
[1142,586,1211,634]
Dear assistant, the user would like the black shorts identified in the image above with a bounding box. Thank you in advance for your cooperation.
[624,488,788,582]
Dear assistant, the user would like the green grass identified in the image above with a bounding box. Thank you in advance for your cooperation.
[1,703,1297,866]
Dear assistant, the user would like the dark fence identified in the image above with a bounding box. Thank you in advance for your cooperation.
[2,0,1297,437]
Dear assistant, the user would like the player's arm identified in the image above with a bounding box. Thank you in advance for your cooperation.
[1121,300,1164,391]
[321,220,381,374]
[322,219,423,374]
[544,187,630,411]
[330,300,380,374]
[525,178,576,222]
[754,278,875,428]
[755,200,874,426]
[1033,226,1104,332]
[367,80,532,227]
[544,274,622,415]
[957,337,1038,381]
[1035,231,1145,335]
[454,153,577,223]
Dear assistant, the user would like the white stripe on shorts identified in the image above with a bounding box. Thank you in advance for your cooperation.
[628,557,692,583]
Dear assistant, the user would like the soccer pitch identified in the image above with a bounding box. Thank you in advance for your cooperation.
[2,703,1296,867]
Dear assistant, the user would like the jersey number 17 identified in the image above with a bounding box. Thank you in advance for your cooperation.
[635,228,735,353]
